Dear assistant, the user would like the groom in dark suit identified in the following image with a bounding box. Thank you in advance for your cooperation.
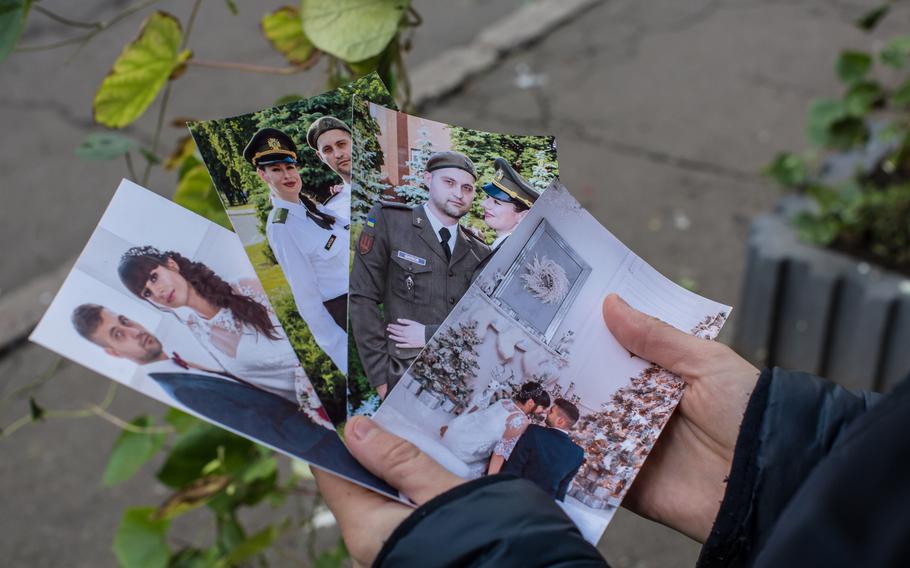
[501,399,585,502]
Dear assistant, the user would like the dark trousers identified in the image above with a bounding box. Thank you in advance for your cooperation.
[324,294,348,330]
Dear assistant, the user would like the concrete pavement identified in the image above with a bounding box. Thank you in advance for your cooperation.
[3,0,908,566]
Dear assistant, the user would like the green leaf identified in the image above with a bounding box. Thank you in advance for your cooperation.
[806,99,847,147]
[261,6,317,65]
[793,211,840,245]
[223,0,238,15]
[301,0,408,62]
[881,36,910,69]
[855,4,890,32]
[156,424,254,488]
[103,416,166,486]
[844,80,883,115]
[28,397,44,421]
[164,408,199,433]
[805,184,840,211]
[168,548,220,568]
[891,77,910,107]
[827,116,869,150]
[174,162,231,229]
[763,152,807,188]
[240,456,277,484]
[836,50,872,83]
[93,11,192,128]
[0,0,31,63]
[274,94,304,105]
[216,525,281,567]
[113,507,170,568]
[75,133,137,160]
[312,538,349,568]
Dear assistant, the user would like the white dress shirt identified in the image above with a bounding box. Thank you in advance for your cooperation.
[266,196,349,374]
[422,203,458,255]
[322,181,351,225]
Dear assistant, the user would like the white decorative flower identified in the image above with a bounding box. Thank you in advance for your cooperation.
[520,254,570,304]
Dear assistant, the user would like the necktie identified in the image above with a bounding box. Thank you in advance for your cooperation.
[439,227,452,261]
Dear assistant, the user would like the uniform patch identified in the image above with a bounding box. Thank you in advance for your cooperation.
[396,250,427,266]
[273,208,289,224]
[367,217,376,228]
[324,234,336,251]
[359,232,374,255]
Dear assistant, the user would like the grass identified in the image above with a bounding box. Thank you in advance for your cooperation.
[244,240,289,298]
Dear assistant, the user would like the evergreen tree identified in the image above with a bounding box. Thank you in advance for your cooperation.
[394,126,432,205]
[410,320,482,412]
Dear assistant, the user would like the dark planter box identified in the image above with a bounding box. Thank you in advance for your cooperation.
[733,198,910,392]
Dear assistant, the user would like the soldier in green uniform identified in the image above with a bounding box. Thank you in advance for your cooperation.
[350,151,491,398]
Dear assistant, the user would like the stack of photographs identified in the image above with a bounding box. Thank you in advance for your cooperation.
[31,74,730,545]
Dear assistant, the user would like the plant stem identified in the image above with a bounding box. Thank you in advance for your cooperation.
[16,0,161,53]
[187,58,317,75]
[33,5,101,29]
[140,0,201,186]
[124,152,137,181]
[89,405,175,434]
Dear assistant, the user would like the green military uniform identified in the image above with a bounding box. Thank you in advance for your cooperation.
[351,201,491,390]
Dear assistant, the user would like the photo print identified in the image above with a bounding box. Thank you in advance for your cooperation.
[347,99,559,416]
[29,180,398,499]
[373,182,731,543]
[187,74,396,424]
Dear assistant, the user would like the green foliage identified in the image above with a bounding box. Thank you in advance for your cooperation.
[0,0,30,64]
[261,6,316,66]
[765,14,910,275]
[301,0,409,62]
[75,133,137,160]
[174,155,231,230]
[449,126,559,238]
[113,507,170,568]
[855,4,890,32]
[103,416,166,486]
[93,11,191,128]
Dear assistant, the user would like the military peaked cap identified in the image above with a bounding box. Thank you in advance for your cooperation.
[244,128,298,167]
[482,157,541,209]
[306,116,352,150]
[425,151,477,179]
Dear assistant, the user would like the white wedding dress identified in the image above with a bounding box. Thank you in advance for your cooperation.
[440,398,530,479]
[179,279,331,429]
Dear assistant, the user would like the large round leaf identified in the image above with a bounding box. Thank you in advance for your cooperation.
[93,11,192,128]
[301,0,408,63]
[0,0,30,63]
[261,6,317,65]
[113,507,170,568]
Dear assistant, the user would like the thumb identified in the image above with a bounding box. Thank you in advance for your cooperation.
[602,293,713,378]
[345,416,463,504]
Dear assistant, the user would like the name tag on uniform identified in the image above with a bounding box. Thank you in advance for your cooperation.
[325,234,336,250]
[397,250,426,266]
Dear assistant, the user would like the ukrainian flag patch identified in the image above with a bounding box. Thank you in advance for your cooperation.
[367,217,376,228]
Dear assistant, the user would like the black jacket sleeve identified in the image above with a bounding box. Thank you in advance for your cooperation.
[698,367,882,567]
[374,475,608,568]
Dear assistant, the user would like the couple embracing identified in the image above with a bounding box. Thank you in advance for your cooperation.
[440,382,585,501]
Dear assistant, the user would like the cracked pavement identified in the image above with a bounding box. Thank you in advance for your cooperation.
[2,0,907,565]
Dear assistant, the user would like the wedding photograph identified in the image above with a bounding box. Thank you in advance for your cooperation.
[29,180,398,500]
[188,74,397,423]
[347,100,560,415]
[374,183,731,543]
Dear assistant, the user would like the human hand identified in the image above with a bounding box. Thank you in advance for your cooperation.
[601,294,760,542]
[313,417,463,566]
[387,318,426,349]
[329,183,343,196]
[376,383,388,399]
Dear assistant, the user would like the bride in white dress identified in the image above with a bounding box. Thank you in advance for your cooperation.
[118,246,331,428]
[439,382,551,478]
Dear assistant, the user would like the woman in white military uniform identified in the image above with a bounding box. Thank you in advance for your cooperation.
[244,127,349,374]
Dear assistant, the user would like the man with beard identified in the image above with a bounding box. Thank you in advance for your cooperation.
[350,151,491,398]
[244,127,349,374]
[306,116,353,223]
[68,303,392,485]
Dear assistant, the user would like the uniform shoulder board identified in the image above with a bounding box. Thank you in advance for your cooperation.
[379,200,413,211]
[272,208,289,224]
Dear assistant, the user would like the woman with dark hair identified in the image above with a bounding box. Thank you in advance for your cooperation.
[118,246,326,425]
[439,381,551,478]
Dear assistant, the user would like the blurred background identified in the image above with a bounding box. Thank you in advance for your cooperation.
[2,0,909,566]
